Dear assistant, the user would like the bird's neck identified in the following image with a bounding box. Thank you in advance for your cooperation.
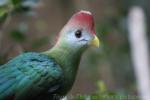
[43,43,86,82]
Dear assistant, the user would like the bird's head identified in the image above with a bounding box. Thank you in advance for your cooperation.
[56,10,100,51]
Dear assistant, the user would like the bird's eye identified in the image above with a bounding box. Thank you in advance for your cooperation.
[75,30,82,38]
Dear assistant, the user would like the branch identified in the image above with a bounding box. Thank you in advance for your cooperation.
[128,6,150,100]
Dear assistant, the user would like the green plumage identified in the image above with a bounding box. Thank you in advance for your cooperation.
[0,52,64,100]
[0,10,99,100]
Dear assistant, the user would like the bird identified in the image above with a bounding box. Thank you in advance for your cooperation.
[0,10,100,100]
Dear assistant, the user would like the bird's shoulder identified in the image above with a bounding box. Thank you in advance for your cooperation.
[0,52,64,100]
[2,52,64,82]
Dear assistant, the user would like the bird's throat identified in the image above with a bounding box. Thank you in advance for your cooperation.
[43,43,86,92]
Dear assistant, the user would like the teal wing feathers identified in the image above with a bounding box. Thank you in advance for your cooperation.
[0,52,63,100]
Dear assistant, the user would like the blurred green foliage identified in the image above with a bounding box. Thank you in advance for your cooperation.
[76,81,139,100]
[0,0,40,64]
[9,29,26,42]
[0,0,39,25]
[0,7,8,23]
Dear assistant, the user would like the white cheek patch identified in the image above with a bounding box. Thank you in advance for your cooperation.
[67,32,77,43]
[65,30,93,47]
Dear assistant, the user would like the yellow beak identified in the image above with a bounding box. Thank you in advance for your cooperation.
[89,35,100,47]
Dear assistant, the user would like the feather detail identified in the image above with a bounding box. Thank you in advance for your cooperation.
[0,52,63,100]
